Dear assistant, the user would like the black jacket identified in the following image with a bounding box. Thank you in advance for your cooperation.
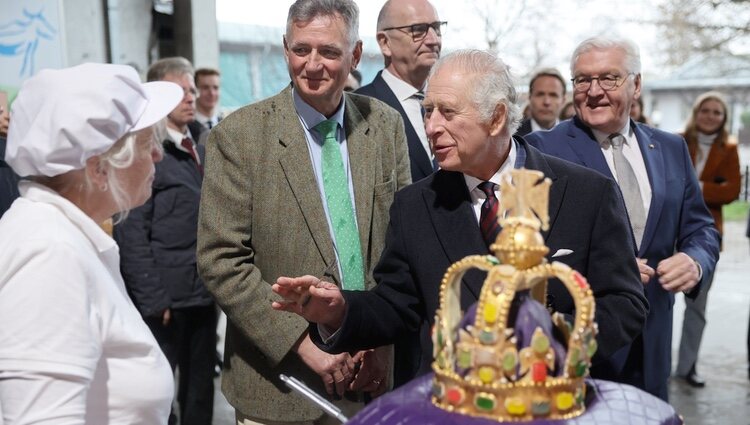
[114,139,212,317]
[356,72,435,183]
[514,118,533,137]
[0,137,20,218]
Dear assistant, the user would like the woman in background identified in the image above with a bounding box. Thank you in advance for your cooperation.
[559,100,575,121]
[630,97,649,124]
[676,91,741,388]
[0,63,182,423]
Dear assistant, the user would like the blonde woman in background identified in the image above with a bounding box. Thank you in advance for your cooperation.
[676,91,741,387]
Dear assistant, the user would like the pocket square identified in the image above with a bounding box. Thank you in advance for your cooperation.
[552,249,574,258]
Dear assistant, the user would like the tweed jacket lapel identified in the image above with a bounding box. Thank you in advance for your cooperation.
[276,88,340,285]
[343,93,376,271]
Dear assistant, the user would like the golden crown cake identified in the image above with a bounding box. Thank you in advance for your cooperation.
[346,169,682,425]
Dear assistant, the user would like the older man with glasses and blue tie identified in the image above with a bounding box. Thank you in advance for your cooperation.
[525,35,720,402]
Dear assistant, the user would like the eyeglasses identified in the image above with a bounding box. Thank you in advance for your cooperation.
[571,73,635,92]
[382,21,447,41]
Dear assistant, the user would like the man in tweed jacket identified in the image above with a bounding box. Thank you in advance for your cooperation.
[197,1,411,423]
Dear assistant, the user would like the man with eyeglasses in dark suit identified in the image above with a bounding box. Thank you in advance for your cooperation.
[353,0,444,387]
[356,0,444,185]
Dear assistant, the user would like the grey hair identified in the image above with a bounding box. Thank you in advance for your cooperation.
[147,56,194,82]
[429,49,523,135]
[570,36,641,75]
[29,125,162,222]
[286,0,360,47]
[100,124,163,222]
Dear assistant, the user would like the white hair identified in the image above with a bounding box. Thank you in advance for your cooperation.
[429,49,522,135]
[98,124,163,222]
[570,35,641,75]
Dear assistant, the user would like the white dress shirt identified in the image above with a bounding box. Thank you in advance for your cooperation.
[381,69,433,162]
[531,117,558,133]
[592,123,652,216]
[195,110,220,129]
[463,140,518,222]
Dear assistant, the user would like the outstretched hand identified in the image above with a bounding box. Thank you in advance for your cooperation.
[272,275,347,329]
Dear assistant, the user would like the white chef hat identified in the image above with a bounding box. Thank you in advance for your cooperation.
[5,62,183,177]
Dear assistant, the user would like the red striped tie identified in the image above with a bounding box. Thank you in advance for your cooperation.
[478,181,500,248]
[181,138,203,175]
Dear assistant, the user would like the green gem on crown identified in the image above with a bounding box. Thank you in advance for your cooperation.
[479,329,497,344]
[475,394,496,411]
[502,349,517,371]
[457,348,472,369]
[575,361,588,377]
[532,332,550,354]
[586,339,598,357]
[531,400,551,416]
[432,382,444,398]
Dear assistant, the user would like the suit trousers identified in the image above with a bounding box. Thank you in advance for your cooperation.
[676,271,714,376]
[146,304,218,425]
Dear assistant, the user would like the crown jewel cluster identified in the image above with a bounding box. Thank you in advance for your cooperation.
[430,169,598,421]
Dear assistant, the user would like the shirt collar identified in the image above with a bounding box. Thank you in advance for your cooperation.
[697,132,717,146]
[292,87,346,134]
[381,68,421,102]
[463,139,518,192]
[592,120,632,147]
[19,180,117,253]
[530,117,558,133]
[167,126,192,146]
[194,111,215,125]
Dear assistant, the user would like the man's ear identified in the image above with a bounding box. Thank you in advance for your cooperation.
[282,36,291,65]
[633,73,642,101]
[351,40,363,70]
[376,32,391,59]
[489,103,508,137]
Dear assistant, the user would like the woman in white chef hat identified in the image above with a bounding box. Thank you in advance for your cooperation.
[0,63,183,424]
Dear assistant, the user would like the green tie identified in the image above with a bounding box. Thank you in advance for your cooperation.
[315,119,364,290]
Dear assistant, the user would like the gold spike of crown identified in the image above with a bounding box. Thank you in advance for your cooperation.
[430,169,598,421]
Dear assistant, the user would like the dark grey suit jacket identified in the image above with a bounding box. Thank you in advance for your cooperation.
[357,71,435,183]
[515,118,533,137]
[114,140,211,317]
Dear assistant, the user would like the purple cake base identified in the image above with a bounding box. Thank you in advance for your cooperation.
[348,374,682,425]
